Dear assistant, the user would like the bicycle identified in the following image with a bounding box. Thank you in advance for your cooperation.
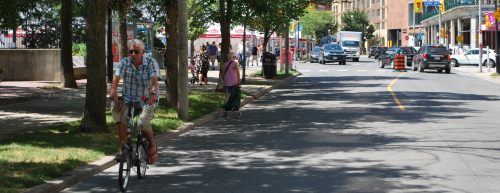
[116,96,153,192]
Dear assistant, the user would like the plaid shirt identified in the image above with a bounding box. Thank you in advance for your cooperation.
[115,56,160,105]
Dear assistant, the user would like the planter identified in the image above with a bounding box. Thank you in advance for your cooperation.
[72,56,87,67]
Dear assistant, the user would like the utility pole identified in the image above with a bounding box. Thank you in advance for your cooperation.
[438,4,443,45]
[496,1,500,74]
[478,0,483,73]
[178,0,189,119]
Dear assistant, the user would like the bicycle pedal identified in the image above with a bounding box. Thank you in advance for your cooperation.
[147,167,149,169]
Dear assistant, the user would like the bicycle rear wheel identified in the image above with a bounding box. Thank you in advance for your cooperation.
[137,140,148,179]
[118,148,132,192]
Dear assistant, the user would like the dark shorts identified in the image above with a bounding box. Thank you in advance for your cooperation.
[224,86,237,94]
[217,55,221,62]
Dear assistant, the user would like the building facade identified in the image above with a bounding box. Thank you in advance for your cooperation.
[420,0,496,51]
[332,0,388,48]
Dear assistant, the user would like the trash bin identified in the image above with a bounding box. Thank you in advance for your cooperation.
[261,51,277,79]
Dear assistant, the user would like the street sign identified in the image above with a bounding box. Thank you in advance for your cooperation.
[298,25,303,31]
[405,36,409,40]
[417,33,424,40]
[425,1,440,6]
[457,36,464,41]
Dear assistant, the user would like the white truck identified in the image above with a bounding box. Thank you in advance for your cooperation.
[337,31,362,62]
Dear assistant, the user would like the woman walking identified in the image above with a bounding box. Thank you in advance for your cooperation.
[222,52,241,103]
[200,49,210,85]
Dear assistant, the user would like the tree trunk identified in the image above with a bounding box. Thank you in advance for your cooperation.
[78,0,109,133]
[164,0,179,108]
[119,10,128,60]
[60,0,78,88]
[216,0,233,92]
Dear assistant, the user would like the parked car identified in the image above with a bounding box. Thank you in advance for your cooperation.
[413,45,451,73]
[378,47,417,69]
[373,47,388,59]
[369,46,380,58]
[319,43,346,65]
[450,48,496,68]
[310,46,321,63]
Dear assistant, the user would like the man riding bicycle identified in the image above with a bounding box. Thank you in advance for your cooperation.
[109,39,159,164]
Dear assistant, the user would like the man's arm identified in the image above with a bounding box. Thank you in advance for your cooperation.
[109,76,121,104]
[149,76,158,105]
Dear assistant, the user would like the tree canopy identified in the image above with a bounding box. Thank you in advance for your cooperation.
[340,8,375,44]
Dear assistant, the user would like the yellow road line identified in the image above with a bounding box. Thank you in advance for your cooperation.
[388,72,406,110]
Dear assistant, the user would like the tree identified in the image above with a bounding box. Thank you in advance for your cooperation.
[340,8,375,46]
[188,0,210,58]
[107,0,132,61]
[60,0,78,88]
[0,0,40,48]
[78,0,108,133]
[164,0,179,108]
[300,9,335,38]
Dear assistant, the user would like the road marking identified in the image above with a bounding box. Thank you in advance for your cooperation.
[367,65,374,66]
[338,70,348,71]
[301,70,310,72]
[357,70,367,71]
[319,70,329,72]
[388,72,406,111]
[376,70,386,71]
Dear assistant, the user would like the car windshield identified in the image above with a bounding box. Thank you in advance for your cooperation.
[324,44,343,50]
[401,47,417,54]
[313,48,321,52]
[342,41,359,47]
[427,47,448,54]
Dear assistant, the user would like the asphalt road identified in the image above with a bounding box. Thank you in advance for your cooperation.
[61,56,500,192]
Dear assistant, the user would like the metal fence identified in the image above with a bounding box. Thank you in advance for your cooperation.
[0,18,86,49]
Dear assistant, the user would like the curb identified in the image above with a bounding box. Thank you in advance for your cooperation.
[21,73,300,193]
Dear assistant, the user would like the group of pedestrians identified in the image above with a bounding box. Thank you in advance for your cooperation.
[237,40,262,68]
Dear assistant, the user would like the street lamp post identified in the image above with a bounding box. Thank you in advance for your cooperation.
[496,1,500,74]
[419,27,422,46]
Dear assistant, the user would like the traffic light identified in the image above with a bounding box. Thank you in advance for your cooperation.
[440,29,445,37]
[440,0,445,14]
[292,23,297,31]
[415,0,422,13]
[445,30,450,38]
[308,3,315,10]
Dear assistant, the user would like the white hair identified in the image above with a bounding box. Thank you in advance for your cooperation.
[227,51,235,60]
[128,39,145,51]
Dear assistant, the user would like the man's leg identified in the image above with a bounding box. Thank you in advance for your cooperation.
[116,122,127,153]
[141,129,157,163]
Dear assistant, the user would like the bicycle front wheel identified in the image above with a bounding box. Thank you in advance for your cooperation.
[137,140,148,179]
[118,149,132,192]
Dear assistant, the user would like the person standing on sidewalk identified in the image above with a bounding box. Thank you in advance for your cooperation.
[238,40,244,67]
[274,44,280,61]
[208,41,218,70]
[200,49,210,85]
[245,41,251,67]
[251,44,258,66]
[257,44,263,62]
[222,51,241,103]
[109,39,159,164]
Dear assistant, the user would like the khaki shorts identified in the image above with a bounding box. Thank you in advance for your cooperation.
[210,55,216,63]
[111,101,155,131]
[252,55,258,60]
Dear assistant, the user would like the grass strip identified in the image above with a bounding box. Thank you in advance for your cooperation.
[251,69,299,79]
[490,72,500,77]
[0,91,248,193]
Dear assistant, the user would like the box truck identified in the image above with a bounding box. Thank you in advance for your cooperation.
[337,31,362,62]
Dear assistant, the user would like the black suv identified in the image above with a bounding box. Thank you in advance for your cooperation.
[373,47,388,59]
[378,47,417,69]
[369,46,380,58]
[413,45,451,73]
[319,43,346,65]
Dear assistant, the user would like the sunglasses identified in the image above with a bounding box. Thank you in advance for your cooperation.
[128,49,141,54]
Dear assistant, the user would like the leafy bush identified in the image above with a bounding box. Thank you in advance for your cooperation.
[72,43,87,56]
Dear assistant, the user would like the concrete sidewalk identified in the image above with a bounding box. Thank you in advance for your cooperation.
[0,63,278,140]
